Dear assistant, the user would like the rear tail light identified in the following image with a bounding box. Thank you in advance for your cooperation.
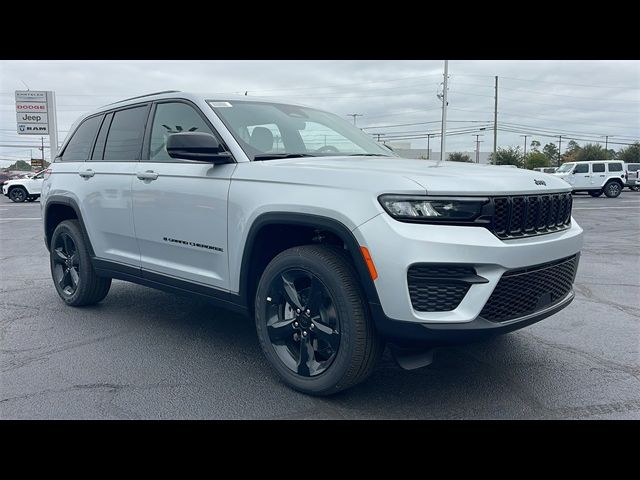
[43,168,52,180]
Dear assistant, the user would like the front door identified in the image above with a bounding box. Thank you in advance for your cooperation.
[572,162,591,189]
[131,100,234,290]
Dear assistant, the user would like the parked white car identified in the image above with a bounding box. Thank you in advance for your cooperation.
[2,169,45,202]
[552,160,626,197]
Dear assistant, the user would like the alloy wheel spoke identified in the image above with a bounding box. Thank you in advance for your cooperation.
[281,274,303,310]
[62,234,73,257]
[267,317,296,342]
[53,248,68,264]
[58,269,71,290]
[297,334,315,376]
[70,253,79,267]
[312,321,340,350]
[69,268,79,288]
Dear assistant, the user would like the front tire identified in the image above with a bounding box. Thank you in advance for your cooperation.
[604,181,622,198]
[255,245,383,395]
[588,190,603,197]
[50,219,111,306]
[9,187,27,203]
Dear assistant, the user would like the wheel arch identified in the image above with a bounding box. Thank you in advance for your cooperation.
[239,212,381,314]
[44,196,94,256]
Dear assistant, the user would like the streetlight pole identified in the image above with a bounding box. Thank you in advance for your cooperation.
[347,114,363,126]
[520,134,528,168]
[437,60,449,166]
[473,134,483,163]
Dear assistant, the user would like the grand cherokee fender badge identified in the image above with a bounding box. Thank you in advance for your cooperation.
[163,237,224,252]
[534,179,546,186]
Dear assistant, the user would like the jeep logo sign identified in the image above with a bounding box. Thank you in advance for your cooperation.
[534,179,546,186]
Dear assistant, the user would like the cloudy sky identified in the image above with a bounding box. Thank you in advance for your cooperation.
[1,60,638,166]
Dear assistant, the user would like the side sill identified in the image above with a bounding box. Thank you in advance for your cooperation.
[92,258,249,316]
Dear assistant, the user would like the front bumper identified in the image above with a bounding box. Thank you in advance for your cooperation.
[353,212,583,340]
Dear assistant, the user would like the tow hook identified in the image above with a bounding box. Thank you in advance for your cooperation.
[388,344,436,370]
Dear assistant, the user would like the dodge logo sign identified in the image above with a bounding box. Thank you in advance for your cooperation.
[534,179,546,186]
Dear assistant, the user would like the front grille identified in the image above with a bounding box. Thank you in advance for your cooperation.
[491,193,572,239]
[480,255,578,323]
[408,265,475,312]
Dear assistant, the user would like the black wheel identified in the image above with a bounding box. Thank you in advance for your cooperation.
[603,181,622,198]
[255,245,383,395]
[50,220,111,306]
[588,190,603,197]
[9,187,27,203]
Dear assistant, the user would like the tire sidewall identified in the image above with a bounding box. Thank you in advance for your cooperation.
[50,220,94,306]
[255,249,361,395]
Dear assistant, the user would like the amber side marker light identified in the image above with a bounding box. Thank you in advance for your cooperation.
[360,246,378,281]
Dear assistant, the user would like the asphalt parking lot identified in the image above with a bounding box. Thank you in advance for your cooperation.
[1,192,639,419]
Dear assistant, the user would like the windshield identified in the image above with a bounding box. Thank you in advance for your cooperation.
[556,163,574,173]
[208,100,395,161]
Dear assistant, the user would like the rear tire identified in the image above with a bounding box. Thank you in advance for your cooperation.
[603,181,622,198]
[255,245,384,395]
[50,219,111,306]
[9,187,27,203]
[588,190,603,197]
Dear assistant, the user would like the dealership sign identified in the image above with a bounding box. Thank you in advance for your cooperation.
[15,90,51,136]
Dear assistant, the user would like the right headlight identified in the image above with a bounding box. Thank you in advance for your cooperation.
[378,195,489,223]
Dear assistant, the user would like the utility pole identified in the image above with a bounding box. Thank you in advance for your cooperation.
[604,135,610,158]
[347,114,363,126]
[558,135,563,167]
[520,134,528,168]
[493,75,498,156]
[474,134,483,163]
[437,60,449,165]
[427,133,432,160]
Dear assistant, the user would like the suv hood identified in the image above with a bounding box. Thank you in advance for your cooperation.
[258,157,572,195]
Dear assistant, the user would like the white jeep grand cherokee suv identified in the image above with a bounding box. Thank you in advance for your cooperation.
[41,91,583,395]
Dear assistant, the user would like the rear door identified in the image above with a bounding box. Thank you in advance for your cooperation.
[70,104,149,266]
[131,100,235,289]
[591,162,606,187]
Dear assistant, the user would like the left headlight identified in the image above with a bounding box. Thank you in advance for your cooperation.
[378,195,489,223]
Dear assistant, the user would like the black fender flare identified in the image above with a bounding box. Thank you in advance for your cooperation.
[43,195,95,256]
[239,212,382,310]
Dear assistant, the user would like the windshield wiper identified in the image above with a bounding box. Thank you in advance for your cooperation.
[348,153,390,157]
[253,153,317,161]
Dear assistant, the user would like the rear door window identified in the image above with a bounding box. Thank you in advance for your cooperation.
[103,105,149,161]
[592,163,605,173]
[59,115,102,162]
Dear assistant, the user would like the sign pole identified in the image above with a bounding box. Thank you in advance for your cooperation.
[46,91,58,164]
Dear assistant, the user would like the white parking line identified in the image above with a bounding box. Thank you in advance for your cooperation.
[0,217,41,220]
[573,206,640,210]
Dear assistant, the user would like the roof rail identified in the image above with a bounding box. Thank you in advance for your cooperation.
[103,90,181,107]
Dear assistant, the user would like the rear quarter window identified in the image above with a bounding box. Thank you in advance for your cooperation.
[59,115,102,162]
[608,163,623,172]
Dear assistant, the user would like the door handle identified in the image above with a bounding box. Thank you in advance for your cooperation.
[78,169,95,178]
[136,170,159,181]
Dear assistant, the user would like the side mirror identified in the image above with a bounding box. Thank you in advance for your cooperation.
[166,132,233,164]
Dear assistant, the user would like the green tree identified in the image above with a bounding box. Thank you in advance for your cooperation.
[448,152,472,162]
[617,142,640,163]
[6,160,32,171]
[525,151,551,169]
[490,146,523,167]
[575,143,608,162]
[566,140,580,153]
[542,143,559,162]
[530,140,541,152]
